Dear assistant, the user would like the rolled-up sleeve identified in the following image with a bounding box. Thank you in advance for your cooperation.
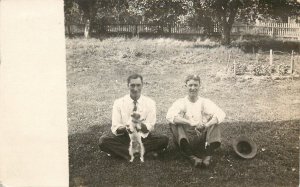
[143,100,156,132]
[166,99,183,124]
[111,99,124,136]
[202,99,226,123]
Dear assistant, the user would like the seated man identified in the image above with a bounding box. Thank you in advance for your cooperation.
[99,74,168,161]
[166,74,226,168]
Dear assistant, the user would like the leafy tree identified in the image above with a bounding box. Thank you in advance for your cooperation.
[64,0,84,36]
[64,0,95,36]
[199,0,245,45]
[64,0,300,42]
[128,0,191,25]
[65,0,130,35]
[194,0,300,45]
[88,0,129,26]
[255,0,300,22]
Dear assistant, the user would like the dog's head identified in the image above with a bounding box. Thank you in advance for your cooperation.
[131,111,141,120]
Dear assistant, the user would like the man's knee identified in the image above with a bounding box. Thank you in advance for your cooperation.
[161,135,169,147]
[99,135,110,149]
[210,141,221,150]
[169,123,186,135]
[168,123,177,133]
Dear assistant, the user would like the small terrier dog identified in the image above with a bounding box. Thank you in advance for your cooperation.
[126,112,145,162]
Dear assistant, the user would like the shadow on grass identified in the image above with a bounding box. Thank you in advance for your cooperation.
[190,44,221,49]
[232,39,300,54]
[69,120,299,187]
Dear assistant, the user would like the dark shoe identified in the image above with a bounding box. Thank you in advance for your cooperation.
[147,151,159,158]
[188,155,203,168]
[146,149,165,159]
[202,156,212,167]
[100,151,111,157]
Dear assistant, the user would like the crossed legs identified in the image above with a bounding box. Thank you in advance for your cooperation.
[99,132,169,161]
[169,123,221,167]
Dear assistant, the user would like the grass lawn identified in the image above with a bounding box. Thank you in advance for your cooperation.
[67,37,300,187]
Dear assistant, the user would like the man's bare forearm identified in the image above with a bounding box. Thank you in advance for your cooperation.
[204,116,219,128]
[173,116,193,126]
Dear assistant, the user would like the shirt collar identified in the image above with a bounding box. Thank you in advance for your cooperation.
[185,95,202,103]
[127,94,143,103]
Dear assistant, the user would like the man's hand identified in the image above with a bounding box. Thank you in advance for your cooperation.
[140,123,149,133]
[195,124,205,132]
[190,120,201,127]
[116,126,127,135]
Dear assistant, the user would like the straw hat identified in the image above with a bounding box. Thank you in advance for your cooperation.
[232,136,257,159]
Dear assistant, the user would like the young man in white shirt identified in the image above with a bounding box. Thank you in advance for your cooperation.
[99,74,168,161]
[166,75,226,168]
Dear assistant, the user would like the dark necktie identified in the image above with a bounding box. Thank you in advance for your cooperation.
[133,100,137,112]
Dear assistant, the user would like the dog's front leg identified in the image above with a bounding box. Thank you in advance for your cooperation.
[129,142,134,162]
[140,150,144,162]
[139,138,145,163]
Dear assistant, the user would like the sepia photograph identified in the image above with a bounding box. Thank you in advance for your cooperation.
[65,0,300,186]
[0,0,299,186]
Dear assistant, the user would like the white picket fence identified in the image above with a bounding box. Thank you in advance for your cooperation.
[66,22,300,40]
[231,22,300,39]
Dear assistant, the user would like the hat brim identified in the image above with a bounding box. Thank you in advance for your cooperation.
[232,136,257,159]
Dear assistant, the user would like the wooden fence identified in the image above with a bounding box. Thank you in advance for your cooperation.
[230,22,300,39]
[105,24,210,35]
[66,22,300,40]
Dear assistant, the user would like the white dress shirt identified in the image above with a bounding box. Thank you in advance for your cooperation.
[111,94,156,138]
[166,96,226,126]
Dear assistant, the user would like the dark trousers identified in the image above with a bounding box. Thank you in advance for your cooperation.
[99,132,169,160]
[169,123,220,157]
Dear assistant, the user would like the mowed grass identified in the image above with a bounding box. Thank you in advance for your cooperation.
[67,37,300,187]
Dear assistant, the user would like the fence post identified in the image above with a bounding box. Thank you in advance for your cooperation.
[135,24,138,36]
[290,50,294,74]
[269,49,273,65]
[66,23,72,37]
[226,50,231,73]
[157,24,160,34]
[233,60,236,76]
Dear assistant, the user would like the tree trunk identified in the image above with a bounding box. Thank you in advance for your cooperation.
[215,1,239,46]
[84,19,90,38]
[221,23,232,46]
[67,24,72,37]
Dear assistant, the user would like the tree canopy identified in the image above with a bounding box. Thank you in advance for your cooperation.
[64,0,300,44]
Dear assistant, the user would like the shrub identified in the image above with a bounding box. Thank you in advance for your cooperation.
[232,38,300,53]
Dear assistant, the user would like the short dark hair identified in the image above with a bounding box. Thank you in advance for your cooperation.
[185,74,201,84]
[127,74,143,85]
